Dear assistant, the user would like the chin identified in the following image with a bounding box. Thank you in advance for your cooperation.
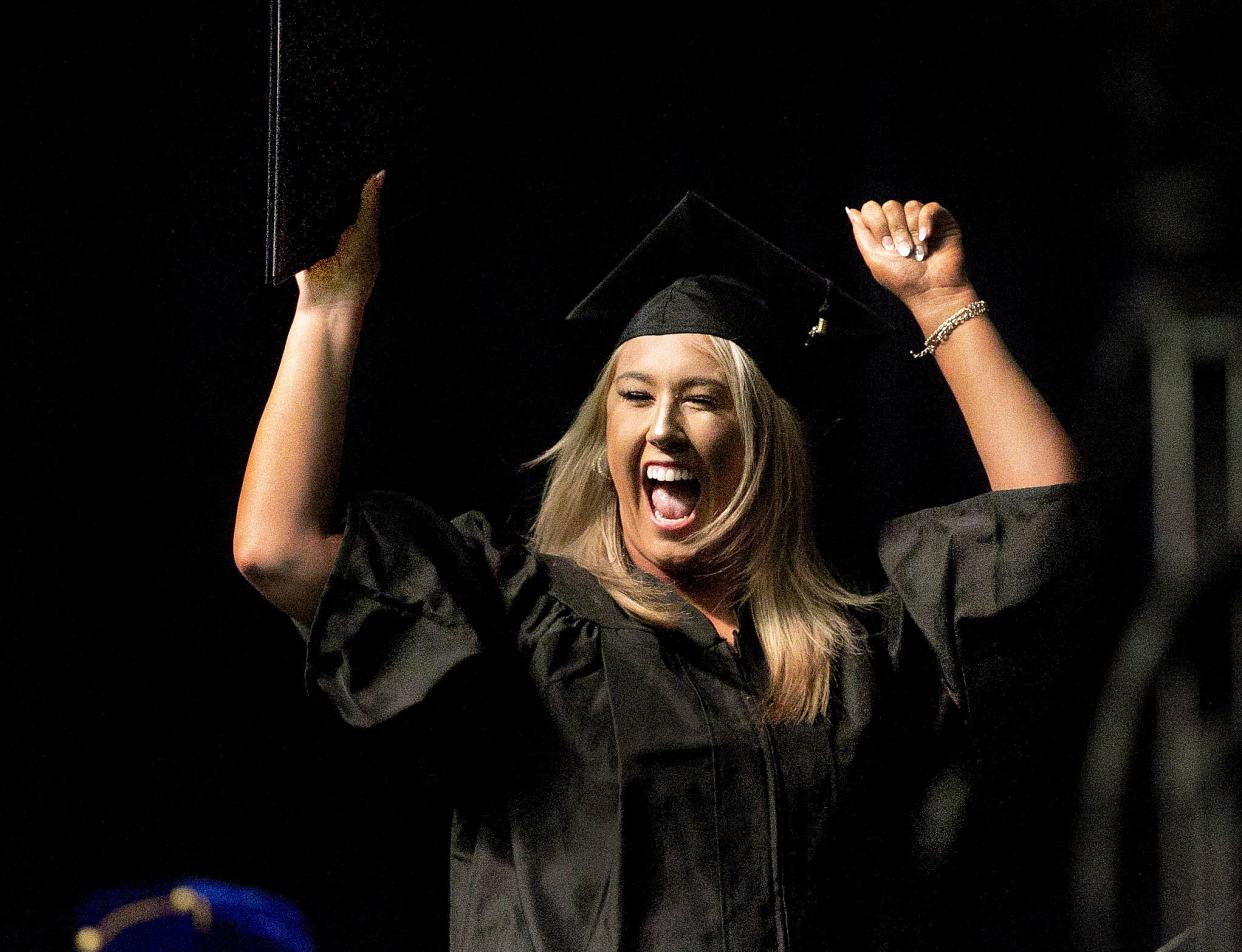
[628,533,705,582]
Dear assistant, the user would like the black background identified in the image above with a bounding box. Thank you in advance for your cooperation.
[9,1,1238,948]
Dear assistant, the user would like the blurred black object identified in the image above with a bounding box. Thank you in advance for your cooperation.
[1071,2,1242,947]
[266,0,426,283]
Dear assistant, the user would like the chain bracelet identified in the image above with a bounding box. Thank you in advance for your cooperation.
[910,300,988,359]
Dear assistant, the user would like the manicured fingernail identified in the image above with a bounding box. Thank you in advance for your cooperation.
[918,226,927,242]
[882,235,895,251]
[915,245,925,261]
[375,170,386,187]
[897,239,912,257]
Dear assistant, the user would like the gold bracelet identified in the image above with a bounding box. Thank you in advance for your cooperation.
[910,300,988,359]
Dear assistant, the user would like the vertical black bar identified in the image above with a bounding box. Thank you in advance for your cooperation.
[265,0,280,284]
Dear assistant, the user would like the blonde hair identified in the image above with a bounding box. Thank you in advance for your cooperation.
[529,335,879,723]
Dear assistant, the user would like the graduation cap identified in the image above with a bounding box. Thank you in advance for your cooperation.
[564,192,891,405]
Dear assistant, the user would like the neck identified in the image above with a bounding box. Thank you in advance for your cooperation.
[626,542,739,640]
[677,579,738,636]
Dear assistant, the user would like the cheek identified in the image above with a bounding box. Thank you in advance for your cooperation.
[604,415,640,473]
[704,424,745,492]
[603,408,621,459]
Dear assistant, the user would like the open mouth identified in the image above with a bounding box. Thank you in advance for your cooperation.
[644,463,702,531]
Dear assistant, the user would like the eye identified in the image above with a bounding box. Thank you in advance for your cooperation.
[617,388,652,403]
[685,394,719,409]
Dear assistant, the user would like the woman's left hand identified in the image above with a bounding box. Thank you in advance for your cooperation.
[845,200,972,315]
[847,199,1083,489]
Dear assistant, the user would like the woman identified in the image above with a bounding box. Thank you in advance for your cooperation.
[234,174,1087,950]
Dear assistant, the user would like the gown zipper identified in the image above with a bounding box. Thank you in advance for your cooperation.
[756,706,791,951]
[728,628,792,952]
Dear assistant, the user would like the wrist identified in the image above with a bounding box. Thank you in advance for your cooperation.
[293,300,367,328]
[905,285,980,336]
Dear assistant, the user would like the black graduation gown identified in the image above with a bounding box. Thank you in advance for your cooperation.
[296,481,1095,951]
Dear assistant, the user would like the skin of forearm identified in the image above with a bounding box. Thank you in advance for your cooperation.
[234,302,359,620]
[907,287,1083,491]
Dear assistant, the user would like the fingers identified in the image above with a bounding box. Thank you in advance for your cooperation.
[859,201,892,253]
[845,206,883,257]
[851,199,942,261]
[903,201,927,260]
[883,200,916,259]
[857,200,915,259]
[918,201,945,247]
[355,169,385,230]
[330,171,384,262]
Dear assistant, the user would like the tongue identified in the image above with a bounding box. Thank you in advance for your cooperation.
[651,481,699,520]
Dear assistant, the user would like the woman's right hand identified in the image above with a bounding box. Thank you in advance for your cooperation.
[294,170,384,314]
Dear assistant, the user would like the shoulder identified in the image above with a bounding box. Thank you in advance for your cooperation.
[868,481,1104,712]
[345,490,647,634]
[877,480,1097,598]
[879,481,1086,547]
[446,509,644,666]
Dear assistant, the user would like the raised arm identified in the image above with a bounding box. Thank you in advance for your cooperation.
[846,200,1081,490]
[233,172,384,624]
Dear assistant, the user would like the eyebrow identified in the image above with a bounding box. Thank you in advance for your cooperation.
[615,371,728,390]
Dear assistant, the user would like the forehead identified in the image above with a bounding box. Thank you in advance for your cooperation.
[613,333,725,380]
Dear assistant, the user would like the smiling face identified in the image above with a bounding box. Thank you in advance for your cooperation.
[605,333,746,582]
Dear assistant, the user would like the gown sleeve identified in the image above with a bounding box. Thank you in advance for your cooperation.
[868,482,1104,950]
[293,489,538,729]
[876,480,1100,759]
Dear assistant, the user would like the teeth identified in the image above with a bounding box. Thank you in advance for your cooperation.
[645,464,695,482]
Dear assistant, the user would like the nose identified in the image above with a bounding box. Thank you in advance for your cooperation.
[647,395,688,451]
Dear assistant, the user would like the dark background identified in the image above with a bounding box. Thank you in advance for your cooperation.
[9,1,1239,948]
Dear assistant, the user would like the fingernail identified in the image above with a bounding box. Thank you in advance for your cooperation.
[882,235,895,251]
[915,246,925,262]
[375,170,386,187]
[897,239,912,257]
[918,226,927,242]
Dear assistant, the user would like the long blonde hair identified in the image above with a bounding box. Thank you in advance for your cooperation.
[530,335,879,723]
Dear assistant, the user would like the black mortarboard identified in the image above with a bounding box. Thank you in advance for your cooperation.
[565,192,890,402]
